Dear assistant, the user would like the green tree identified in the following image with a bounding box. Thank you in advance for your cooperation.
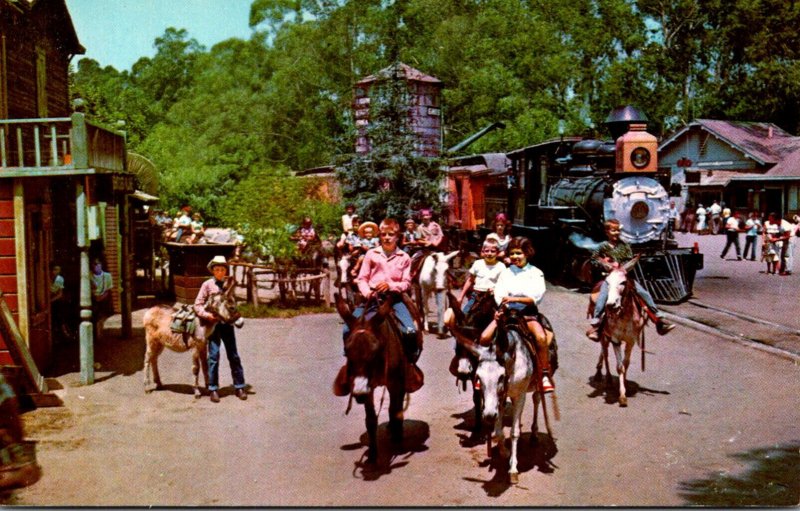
[336,64,444,221]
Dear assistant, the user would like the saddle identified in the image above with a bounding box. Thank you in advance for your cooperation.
[497,308,558,375]
[170,304,197,335]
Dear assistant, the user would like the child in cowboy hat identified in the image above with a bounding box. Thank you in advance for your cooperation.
[195,255,247,403]
[351,221,380,277]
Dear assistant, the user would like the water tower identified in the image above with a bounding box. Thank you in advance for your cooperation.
[353,62,443,157]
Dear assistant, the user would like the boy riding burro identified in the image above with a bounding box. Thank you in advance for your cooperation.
[586,219,676,341]
[334,218,424,393]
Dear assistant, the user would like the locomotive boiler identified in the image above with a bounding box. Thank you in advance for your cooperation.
[507,106,703,303]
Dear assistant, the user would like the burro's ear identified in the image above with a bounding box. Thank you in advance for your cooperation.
[445,250,459,262]
[622,254,640,273]
[446,291,465,324]
[596,257,614,272]
[334,292,355,329]
[450,321,481,357]
[223,276,235,295]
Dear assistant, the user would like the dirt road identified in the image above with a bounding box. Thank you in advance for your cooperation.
[3,286,799,506]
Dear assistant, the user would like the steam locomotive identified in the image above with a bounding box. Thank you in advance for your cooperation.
[500,106,703,303]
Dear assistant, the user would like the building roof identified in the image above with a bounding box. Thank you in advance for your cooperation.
[355,62,442,86]
[661,119,800,180]
[7,0,85,55]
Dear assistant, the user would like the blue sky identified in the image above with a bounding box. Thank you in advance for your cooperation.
[66,0,255,71]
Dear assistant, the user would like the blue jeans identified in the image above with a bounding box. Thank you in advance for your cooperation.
[342,298,417,340]
[593,280,660,319]
[208,323,245,391]
[744,235,758,260]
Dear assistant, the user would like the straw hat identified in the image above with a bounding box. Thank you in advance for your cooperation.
[358,221,379,238]
[207,255,228,272]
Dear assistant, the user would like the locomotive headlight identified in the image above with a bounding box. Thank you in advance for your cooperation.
[630,147,651,169]
[631,200,650,219]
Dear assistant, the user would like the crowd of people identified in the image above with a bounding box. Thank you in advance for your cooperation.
[676,201,800,276]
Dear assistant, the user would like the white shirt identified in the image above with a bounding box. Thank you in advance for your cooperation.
[709,203,722,216]
[468,259,506,292]
[493,263,546,306]
[725,216,739,231]
[341,213,356,233]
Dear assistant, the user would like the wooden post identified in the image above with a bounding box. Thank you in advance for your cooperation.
[120,197,132,338]
[70,113,88,169]
[249,266,259,306]
[76,182,93,385]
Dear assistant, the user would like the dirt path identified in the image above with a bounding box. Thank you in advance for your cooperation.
[3,287,799,506]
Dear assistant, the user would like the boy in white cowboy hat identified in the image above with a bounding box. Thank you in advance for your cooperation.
[195,255,247,403]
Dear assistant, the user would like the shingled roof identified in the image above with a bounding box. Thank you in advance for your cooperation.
[661,119,800,178]
[355,62,442,86]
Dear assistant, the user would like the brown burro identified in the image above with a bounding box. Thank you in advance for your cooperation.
[333,292,423,465]
[143,277,244,398]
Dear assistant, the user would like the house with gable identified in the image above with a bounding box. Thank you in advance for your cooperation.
[659,119,800,216]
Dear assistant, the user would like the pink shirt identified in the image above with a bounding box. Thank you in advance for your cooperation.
[194,278,222,321]
[355,247,411,297]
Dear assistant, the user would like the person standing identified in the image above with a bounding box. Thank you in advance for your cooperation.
[720,212,743,260]
[695,204,707,234]
[743,212,761,261]
[195,256,247,402]
[90,258,113,341]
[709,200,722,234]
[50,264,72,342]
[763,212,783,275]
[778,214,799,275]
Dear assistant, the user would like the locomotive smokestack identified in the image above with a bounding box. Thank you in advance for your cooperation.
[604,105,649,140]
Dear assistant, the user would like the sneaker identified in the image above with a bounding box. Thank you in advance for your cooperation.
[656,320,676,335]
[541,376,554,394]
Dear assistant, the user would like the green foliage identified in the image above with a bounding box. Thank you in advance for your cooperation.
[68,0,800,258]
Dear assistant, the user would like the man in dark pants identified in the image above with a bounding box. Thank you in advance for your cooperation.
[194,255,247,403]
[720,212,743,260]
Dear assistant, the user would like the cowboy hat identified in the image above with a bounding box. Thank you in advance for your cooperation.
[358,221,379,238]
[207,255,228,272]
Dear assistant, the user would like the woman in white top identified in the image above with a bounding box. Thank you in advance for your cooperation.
[763,212,783,274]
[695,204,707,234]
[486,212,512,261]
[480,236,553,393]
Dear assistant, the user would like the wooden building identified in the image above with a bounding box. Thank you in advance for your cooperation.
[1,0,135,384]
[444,153,509,230]
[353,62,443,157]
[660,119,800,216]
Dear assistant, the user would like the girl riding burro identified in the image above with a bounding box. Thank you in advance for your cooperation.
[334,218,424,394]
[444,238,506,377]
[586,219,676,341]
[477,236,555,393]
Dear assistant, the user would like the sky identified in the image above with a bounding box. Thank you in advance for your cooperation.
[66,0,255,71]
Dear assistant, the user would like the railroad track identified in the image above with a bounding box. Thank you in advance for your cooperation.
[661,299,800,363]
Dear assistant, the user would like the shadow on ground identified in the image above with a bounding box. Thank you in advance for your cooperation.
[45,323,146,380]
[678,441,800,506]
[341,419,430,481]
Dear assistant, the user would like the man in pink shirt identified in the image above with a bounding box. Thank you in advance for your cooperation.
[339,218,423,389]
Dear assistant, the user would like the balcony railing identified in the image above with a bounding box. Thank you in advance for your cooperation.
[0,113,126,175]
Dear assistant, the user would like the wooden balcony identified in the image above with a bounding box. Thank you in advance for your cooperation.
[0,113,126,177]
